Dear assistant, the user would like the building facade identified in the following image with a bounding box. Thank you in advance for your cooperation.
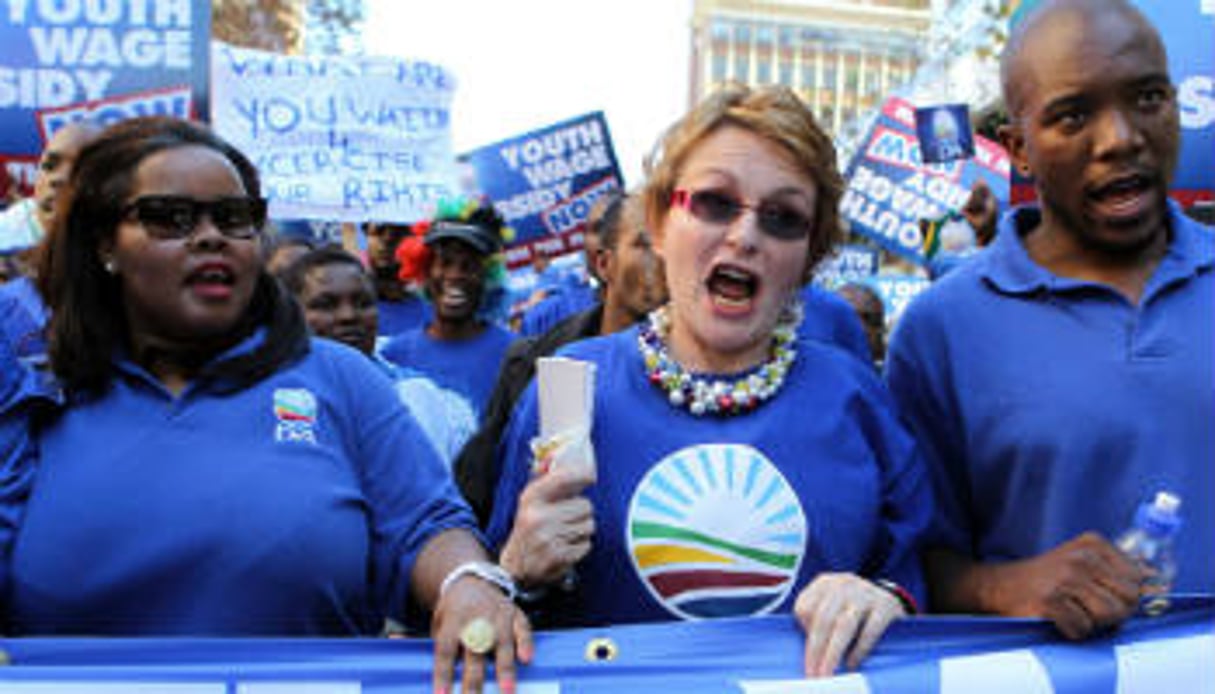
[689,0,932,142]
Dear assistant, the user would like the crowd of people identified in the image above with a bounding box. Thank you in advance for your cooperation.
[0,1,1210,692]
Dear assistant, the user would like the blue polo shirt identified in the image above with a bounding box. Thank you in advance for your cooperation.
[380,324,515,427]
[487,326,933,626]
[1,335,476,635]
[885,202,1214,592]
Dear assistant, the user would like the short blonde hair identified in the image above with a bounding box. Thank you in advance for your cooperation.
[642,84,843,279]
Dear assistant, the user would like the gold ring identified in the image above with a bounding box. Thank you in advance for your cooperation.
[459,617,497,655]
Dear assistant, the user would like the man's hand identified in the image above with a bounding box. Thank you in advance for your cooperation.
[961,179,998,246]
[499,464,596,589]
[969,533,1145,639]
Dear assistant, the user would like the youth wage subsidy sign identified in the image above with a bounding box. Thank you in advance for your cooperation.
[0,0,209,194]
[462,111,624,269]
[841,97,1009,266]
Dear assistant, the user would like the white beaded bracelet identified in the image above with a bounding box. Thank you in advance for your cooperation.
[439,561,518,602]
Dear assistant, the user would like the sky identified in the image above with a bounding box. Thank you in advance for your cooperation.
[363,0,694,188]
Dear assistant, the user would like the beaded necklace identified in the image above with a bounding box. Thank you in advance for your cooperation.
[638,301,802,417]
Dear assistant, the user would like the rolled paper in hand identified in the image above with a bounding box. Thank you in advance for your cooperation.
[531,357,597,479]
[459,617,496,655]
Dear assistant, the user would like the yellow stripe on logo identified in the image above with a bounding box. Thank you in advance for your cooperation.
[634,543,736,569]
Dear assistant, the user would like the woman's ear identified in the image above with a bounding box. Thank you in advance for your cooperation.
[97,241,117,274]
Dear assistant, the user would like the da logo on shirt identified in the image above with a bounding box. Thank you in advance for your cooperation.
[273,388,318,444]
[627,443,806,620]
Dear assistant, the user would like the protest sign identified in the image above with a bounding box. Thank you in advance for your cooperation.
[813,244,880,289]
[0,0,209,194]
[866,273,931,327]
[915,104,974,164]
[462,112,624,269]
[211,42,458,223]
[841,97,1008,265]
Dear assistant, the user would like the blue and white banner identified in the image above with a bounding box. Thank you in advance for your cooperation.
[0,597,1210,693]
[211,42,458,223]
[841,98,1009,265]
[0,0,210,194]
[462,111,624,269]
[813,244,880,289]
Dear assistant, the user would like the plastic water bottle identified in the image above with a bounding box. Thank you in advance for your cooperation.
[1115,491,1182,616]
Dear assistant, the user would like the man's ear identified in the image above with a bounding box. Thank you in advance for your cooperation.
[998,122,1032,177]
[592,246,613,285]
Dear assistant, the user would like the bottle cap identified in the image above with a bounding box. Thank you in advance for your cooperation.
[1137,491,1183,536]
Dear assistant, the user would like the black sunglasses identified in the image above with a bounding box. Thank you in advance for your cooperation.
[121,195,267,240]
[671,188,813,241]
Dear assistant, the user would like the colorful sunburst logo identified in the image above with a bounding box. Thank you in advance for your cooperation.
[627,443,806,620]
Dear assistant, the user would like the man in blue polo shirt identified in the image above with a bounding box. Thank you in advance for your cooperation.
[381,201,515,452]
[886,0,1213,639]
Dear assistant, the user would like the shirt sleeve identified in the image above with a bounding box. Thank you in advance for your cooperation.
[483,378,542,552]
[332,350,480,621]
[0,333,48,603]
[852,369,936,607]
[884,300,975,556]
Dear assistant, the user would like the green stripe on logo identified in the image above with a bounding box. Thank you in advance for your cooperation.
[632,520,797,570]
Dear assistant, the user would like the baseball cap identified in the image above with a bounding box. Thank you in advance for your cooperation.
[424,220,501,255]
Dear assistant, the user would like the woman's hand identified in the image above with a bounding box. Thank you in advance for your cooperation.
[499,463,596,589]
[794,572,906,678]
[431,574,533,694]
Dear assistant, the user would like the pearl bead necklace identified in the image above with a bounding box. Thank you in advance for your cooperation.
[638,302,802,417]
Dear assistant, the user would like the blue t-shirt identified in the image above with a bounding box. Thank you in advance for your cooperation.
[519,282,598,338]
[377,296,431,340]
[885,202,1215,592]
[800,284,871,362]
[487,327,933,626]
[2,336,476,635]
[380,324,515,428]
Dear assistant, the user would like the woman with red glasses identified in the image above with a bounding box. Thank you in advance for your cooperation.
[487,85,933,678]
[0,117,528,694]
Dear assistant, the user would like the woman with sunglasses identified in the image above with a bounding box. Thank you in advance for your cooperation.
[487,85,933,677]
[0,117,528,694]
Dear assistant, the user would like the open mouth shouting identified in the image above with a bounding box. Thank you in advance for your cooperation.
[186,262,236,300]
[1087,172,1157,225]
[706,262,760,315]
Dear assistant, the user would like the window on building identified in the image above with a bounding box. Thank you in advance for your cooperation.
[734,53,750,81]
[757,58,771,83]
[711,19,730,41]
[712,53,727,82]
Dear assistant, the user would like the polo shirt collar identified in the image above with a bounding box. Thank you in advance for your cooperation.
[981,200,1213,296]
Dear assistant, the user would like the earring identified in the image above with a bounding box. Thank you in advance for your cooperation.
[103,258,116,274]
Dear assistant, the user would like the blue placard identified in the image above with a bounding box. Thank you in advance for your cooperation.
[915,103,975,164]
[813,244,880,288]
[462,111,625,268]
[0,1,211,192]
[841,97,1009,265]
